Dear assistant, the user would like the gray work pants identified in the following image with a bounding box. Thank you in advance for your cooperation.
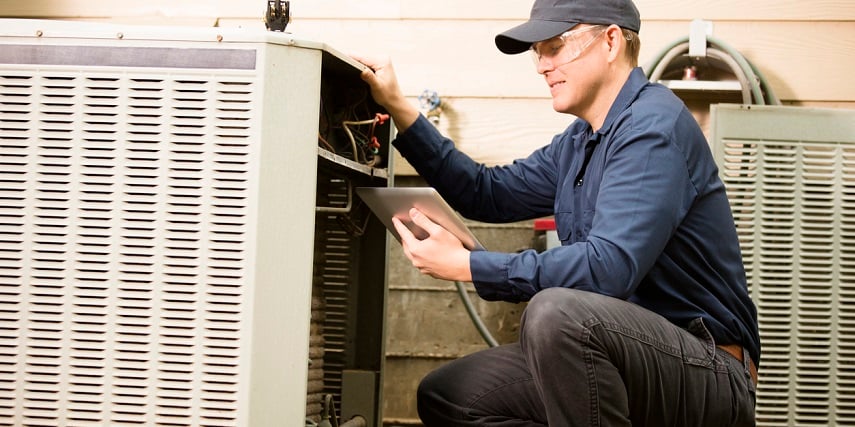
[417,287,756,426]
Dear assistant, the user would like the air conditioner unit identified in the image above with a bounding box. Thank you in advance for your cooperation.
[0,19,392,426]
[711,104,855,426]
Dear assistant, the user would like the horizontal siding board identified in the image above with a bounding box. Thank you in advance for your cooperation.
[329,0,855,21]
[392,97,571,174]
[215,18,853,103]
[28,15,849,103]
[3,0,854,21]
[393,97,855,175]
[634,0,855,21]
[3,4,851,104]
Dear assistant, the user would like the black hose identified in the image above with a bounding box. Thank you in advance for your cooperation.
[455,281,499,347]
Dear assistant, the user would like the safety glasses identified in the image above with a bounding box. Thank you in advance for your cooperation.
[530,25,607,69]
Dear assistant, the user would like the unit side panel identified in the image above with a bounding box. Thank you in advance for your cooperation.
[245,44,322,427]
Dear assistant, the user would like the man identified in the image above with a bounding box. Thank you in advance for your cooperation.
[354,0,759,425]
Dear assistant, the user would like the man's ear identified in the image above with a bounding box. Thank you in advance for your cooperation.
[604,24,623,64]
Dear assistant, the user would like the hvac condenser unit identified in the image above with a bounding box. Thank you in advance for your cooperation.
[0,19,392,426]
[711,104,855,426]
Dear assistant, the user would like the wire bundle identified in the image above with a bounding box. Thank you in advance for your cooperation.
[318,84,389,167]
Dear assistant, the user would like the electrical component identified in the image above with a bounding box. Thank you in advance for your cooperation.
[264,0,291,32]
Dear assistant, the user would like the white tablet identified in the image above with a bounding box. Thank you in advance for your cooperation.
[356,187,485,251]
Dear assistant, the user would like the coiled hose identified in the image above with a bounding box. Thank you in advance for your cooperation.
[644,34,780,105]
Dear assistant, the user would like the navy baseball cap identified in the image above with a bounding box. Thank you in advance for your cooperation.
[495,0,641,54]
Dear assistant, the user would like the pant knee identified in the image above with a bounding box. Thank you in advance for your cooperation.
[416,368,439,405]
[416,365,453,424]
[524,288,590,327]
[521,288,611,348]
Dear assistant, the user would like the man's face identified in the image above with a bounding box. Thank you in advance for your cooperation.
[531,24,607,114]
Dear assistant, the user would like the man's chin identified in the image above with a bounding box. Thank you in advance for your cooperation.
[552,100,574,115]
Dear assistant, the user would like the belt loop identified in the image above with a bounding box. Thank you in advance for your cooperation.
[687,318,715,357]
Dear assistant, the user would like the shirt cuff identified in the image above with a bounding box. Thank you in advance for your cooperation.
[470,250,523,302]
[392,114,442,161]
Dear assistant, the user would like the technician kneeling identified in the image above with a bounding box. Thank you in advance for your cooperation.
[354,0,759,425]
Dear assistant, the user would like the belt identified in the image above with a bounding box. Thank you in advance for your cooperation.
[717,344,758,385]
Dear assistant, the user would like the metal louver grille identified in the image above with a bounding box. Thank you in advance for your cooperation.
[0,70,257,426]
[317,176,355,398]
[712,105,855,426]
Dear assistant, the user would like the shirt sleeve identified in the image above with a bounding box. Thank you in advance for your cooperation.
[393,114,559,222]
[471,124,698,302]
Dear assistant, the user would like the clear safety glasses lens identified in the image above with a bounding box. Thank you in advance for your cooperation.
[530,26,606,69]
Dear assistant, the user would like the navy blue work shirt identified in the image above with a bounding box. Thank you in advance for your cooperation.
[393,67,760,365]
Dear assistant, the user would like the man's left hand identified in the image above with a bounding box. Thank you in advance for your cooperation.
[392,208,473,282]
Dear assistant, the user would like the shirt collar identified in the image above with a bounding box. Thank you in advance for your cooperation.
[595,67,648,137]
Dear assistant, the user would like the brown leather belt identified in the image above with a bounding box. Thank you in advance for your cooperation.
[718,344,758,385]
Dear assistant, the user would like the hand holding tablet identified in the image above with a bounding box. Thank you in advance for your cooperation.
[356,187,485,251]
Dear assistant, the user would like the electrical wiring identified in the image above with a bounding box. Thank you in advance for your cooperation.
[340,121,362,162]
[317,133,336,153]
[341,112,389,165]
[341,118,375,162]
[317,80,389,168]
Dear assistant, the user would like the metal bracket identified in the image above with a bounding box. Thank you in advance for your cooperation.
[688,19,714,58]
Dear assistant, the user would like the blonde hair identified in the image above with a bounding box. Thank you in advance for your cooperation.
[622,29,641,67]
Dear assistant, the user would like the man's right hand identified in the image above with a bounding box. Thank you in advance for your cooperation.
[351,54,420,133]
